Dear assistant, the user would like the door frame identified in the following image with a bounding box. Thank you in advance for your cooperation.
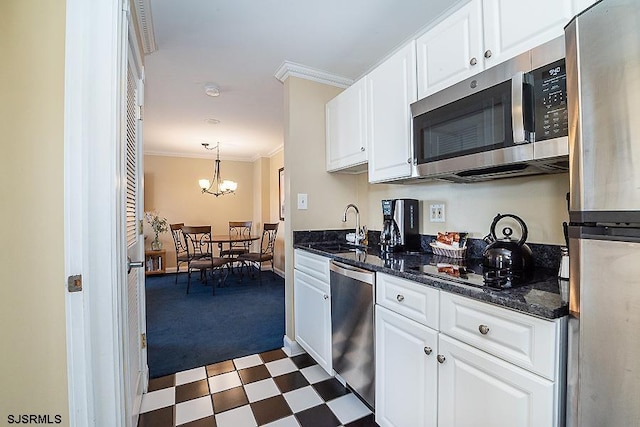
[63,0,133,425]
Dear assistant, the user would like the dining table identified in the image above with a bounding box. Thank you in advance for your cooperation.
[205,234,261,275]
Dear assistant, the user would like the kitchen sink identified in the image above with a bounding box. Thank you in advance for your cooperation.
[309,242,366,254]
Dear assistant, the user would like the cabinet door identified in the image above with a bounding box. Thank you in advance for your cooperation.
[416,0,483,98]
[482,0,574,68]
[438,334,555,427]
[367,41,417,183]
[325,79,367,172]
[375,306,438,427]
[294,269,332,374]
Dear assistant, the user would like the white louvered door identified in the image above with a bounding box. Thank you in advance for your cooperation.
[124,40,146,426]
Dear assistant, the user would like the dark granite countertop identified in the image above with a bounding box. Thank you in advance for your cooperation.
[295,242,569,320]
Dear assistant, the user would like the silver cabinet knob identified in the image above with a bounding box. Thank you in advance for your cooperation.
[484,49,492,58]
[478,324,490,335]
[396,294,405,302]
[360,147,365,151]
[470,57,478,66]
[407,158,411,164]
[437,355,446,364]
[424,347,432,355]
[324,294,329,300]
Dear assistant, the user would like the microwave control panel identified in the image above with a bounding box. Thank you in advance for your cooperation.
[532,59,568,141]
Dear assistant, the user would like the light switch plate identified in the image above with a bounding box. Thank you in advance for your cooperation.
[297,193,308,210]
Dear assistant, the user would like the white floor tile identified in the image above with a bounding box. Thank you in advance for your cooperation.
[175,395,214,425]
[175,366,207,386]
[282,385,323,413]
[233,354,263,369]
[265,357,297,377]
[326,393,372,424]
[262,415,301,427]
[244,378,280,403]
[208,371,242,393]
[140,387,175,413]
[215,405,257,427]
[299,364,331,384]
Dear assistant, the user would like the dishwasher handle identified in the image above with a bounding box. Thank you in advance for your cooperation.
[329,260,375,285]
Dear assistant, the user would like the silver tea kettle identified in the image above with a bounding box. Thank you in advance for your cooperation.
[482,213,533,271]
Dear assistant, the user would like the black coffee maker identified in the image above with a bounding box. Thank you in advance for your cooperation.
[380,199,420,253]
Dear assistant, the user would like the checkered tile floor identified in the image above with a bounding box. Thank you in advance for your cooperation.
[137,349,377,427]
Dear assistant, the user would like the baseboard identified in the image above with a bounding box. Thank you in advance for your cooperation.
[282,335,305,357]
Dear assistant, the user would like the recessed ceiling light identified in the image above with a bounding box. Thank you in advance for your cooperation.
[205,118,220,125]
[204,83,220,97]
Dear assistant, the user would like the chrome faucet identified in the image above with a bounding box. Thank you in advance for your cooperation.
[342,204,366,245]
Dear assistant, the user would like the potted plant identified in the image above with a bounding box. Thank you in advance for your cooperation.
[145,211,168,250]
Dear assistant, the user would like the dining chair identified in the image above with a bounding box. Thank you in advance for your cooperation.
[220,221,252,273]
[237,222,278,285]
[170,223,190,284]
[181,225,228,294]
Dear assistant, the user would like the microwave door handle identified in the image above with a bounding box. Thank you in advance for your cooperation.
[511,72,533,144]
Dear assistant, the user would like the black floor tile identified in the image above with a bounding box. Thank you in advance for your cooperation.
[148,374,175,392]
[295,404,341,427]
[238,364,271,385]
[344,413,378,427]
[206,360,235,377]
[176,379,210,403]
[273,371,310,393]
[211,386,248,413]
[250,394,293,425]
[137,406,174,427]
[181,415,217,427]
[312,378,350,402]
[260,348,288,363]
[291,353,317,369]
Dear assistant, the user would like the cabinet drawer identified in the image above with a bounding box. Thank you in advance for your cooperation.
[294,249,330,283]
[440,292,558,380]
[376,273,439,330]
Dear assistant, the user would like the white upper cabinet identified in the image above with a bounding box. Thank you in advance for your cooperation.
[418,0,578,99]
[325,79,368,173]
[483,0,575,69]
[367,41,417,183]
[416,0,484,99]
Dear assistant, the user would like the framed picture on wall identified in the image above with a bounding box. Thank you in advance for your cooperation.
[279,167,285,221]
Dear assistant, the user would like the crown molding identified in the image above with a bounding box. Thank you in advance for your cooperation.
[133,0,157,54]
[274,61,353,88]
[144,150,252,162]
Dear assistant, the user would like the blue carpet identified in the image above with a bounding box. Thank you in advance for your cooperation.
[145,270,285,378]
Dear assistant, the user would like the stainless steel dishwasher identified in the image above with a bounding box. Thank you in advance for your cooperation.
[329,259,375,409]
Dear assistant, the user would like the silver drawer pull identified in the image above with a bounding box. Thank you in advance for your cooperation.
[424,347,432,355]
[396,294,405,302]
[478,324,490,335]
[437,355,446,364]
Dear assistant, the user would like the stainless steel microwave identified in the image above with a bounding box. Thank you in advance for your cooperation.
[410,37,569,183]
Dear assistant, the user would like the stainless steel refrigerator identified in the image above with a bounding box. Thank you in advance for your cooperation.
[565,0,640,426]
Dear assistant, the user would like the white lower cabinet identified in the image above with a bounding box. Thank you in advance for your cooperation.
[375,305,438,427]
[375,272,565,427]
[294,250,332,374]
[437,333,554,427]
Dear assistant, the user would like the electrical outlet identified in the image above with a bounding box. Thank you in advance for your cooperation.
[430,203,445,222]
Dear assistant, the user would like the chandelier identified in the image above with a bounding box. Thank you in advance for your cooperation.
[198,143,238,197]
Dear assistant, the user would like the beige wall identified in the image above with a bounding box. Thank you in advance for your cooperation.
[269,150,285,272]
[144,155,255,267]
[363,172,569,245]
[0,0,70,423]
[144,154,286,269]
[283,77,347,339]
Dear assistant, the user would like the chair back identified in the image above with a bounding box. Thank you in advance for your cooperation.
[259,223,279,257]
[170,223,187,255]
[229,221,252,251]
[181,225,212,259]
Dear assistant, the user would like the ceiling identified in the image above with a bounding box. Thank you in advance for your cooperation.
[142,0,464,161]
